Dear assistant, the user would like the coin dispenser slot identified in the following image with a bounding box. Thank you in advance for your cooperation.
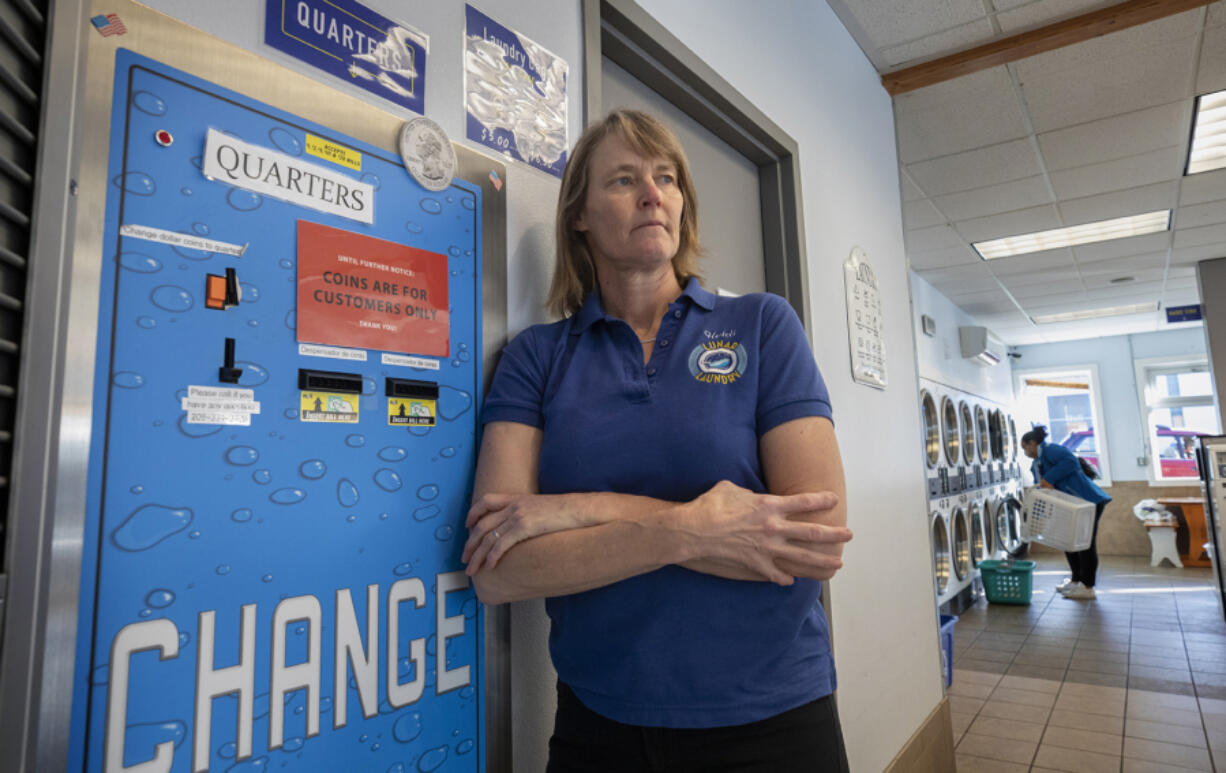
[206,267,241,310]
[385,377,439,400]
[298,368,363,393]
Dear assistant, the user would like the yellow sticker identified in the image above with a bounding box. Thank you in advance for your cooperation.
[388,396,436,426]
[300,391,360,423]
[305,134,362,171]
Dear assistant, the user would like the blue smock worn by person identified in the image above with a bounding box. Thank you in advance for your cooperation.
[460,109,854,773]
[1021,425,1111,600]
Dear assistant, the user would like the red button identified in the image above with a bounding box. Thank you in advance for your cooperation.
[154,129,173,147]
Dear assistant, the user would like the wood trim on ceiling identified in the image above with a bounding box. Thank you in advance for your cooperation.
[882,0,1216,96]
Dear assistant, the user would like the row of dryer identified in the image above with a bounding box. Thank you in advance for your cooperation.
[919,379,1028,614]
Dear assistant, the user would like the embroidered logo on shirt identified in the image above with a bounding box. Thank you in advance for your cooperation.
[688,339,748,384]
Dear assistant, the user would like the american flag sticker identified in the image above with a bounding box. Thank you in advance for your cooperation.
[488,170,502,191]
[91,13,127,37]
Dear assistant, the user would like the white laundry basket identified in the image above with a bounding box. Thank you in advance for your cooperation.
[1022,488,1096,551]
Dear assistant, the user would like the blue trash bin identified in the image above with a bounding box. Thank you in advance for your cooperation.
[939,614,958,688]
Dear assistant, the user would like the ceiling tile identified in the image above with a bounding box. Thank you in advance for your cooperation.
[894,67,1030,163]
[1174,199,1226,229]
[1013,11,1204,79]
[1197,14,1226,93]
[998,266,1083,290]
[1174,222,1226,248]
[905,224,968,253]
[900,173,925,202]
[1170,242,1226,265]
[933,175,1053,221]
[1017,33,1199,133]
[1209,1,1226,29]
[842,0,987,50]
[1082,268,1166,289]
[1168,265,1198,278]
[986,247,1076,275]
[882,19,996,68]
[905,139,1041,196]
[1070,230,1172,262]
[996,0,1119,34]
[953,204,1061,242]
[904,198,946,230]
[1082,279,1166,301]
[1165,275,1200,291]
[909,245,981,270]
[1048,147,1185,200]
[1037,102,1191,172]
[917,262,997,289]
[1077,251,1167,273]
[1179,168,1226,205]
[1057,181,1179,225]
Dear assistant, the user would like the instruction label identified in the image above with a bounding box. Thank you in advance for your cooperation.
[298,342,368,362]
[382,352,440,370]
[388,396,435,426]
[300,390,360,423]
[306,133,362,170]
[121,224,247,256]
[181,385,260,425]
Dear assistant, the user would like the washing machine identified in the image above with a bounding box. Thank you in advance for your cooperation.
[920,386,940,499]
[931,506,955,605]
[959,399,975,494]
[993,486,1026,558]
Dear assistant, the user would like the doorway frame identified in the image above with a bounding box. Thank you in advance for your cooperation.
[582,0,813,332]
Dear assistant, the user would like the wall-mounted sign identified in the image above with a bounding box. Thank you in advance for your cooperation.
[464,4,568,178]
[264,0,428,115]
[202,128,375,223]
[297,220,449,355]
[1166,303,1203,323]
[844,246,887,389]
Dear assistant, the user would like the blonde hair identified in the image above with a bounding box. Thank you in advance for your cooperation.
[547,109,703,318]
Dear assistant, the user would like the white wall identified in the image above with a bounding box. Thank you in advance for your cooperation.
[636,2,943,771]
[911,272,1014,405]
[1012,327,1210,482]
[138,3,942,771]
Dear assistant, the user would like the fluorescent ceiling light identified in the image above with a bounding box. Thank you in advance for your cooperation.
[1033,302,1158,324]
[1187,89,1226,175]
[973,210,1171,259]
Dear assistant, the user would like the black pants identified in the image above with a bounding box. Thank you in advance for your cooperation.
[546,682,850,773]
[1066,500,1108,587]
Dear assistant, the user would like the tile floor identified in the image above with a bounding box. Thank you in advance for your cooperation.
[950,554,1226,772]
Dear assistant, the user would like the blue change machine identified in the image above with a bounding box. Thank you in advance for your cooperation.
[28,4,508,771]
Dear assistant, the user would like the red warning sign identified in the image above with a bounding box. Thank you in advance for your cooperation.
[296,220,449,355]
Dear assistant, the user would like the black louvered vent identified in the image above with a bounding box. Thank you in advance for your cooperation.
[0,0,48,587]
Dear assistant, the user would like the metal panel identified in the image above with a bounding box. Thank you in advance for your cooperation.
[1199,257,1226,430]
[1,1,509,770]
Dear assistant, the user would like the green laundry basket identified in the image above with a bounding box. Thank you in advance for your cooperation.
[978,559,1035,605]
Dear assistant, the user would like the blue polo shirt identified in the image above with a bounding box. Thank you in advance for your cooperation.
[482,278,837,728]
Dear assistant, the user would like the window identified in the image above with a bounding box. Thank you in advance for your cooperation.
[1135,358,1221,482]
[1013,365,1112,485]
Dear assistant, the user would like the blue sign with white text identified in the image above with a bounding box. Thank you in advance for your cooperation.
[265,0,427,115]
[1167,304,1203,323]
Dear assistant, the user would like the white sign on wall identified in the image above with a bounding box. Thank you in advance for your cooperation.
[844,246,887,389]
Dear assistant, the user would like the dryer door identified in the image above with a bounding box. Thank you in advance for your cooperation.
[952,507,970,580]
[932,512,950,595]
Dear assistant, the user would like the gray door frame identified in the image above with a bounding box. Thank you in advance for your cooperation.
[582,0,812,334]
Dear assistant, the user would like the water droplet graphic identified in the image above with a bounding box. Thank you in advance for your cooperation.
[145,589,176,609]
[247,319,259,327]
[448,246,462,257]
[345,434,366,448]
[392,711,423,743]
[188,530,201,539]
[136,316,157,329]
[219,742,237,759]
[191,222,211,236]
[375,446,406,463]
[190,156,203,170]
[346,513,357,523]
[270,488,306,505]
[124,720,187,764]
[405,221,424,234]
[118,252,162,273]
[425,634,436,655]
[268,127,303,156]
[408,425,431,436]
[438,387,473,421]
[177,415,222,438]
[320,697,332,713]
[179,631,191,646]
[224,755,268,772]
[461,598,478,619]
[434,525,455,541]
[371,743,381,752]
[417,746,448,772]
[281,737,304,752]
[412,505,439,522]
[181,186,193,196]
[111,504,193,551]
[379,512,389,520]
[457,738,475,754]
[360,171,381,190]
[225,446,260,466]
[129,484,144,495]
[464,249,473,257]
[460,686,475,700]
[112,371,144,389]
[461,197,476,211]
[299,459,327,480]
[458,349,471,362]
[419,198,443,215]
[388,765,406,773]
[113,171,156,196]
[227,188,263,211]
[417,484,439,501]
[253,469,272,485]
[373,469,403,492]
[284,408,298,420]
[262,573,273,583]
[92,664,110,685]
[231,508,253,523]
[216,564,231,575]
[236,361,269,386]
[278,258,294,270]
[138,608,153,618]
[240,282,260,303]
[150,285,194,312]
[284,310,297,330]
[337,478,360,507]
[131,90,167,115]
[393,562,413,576]
[440,447,457,458]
